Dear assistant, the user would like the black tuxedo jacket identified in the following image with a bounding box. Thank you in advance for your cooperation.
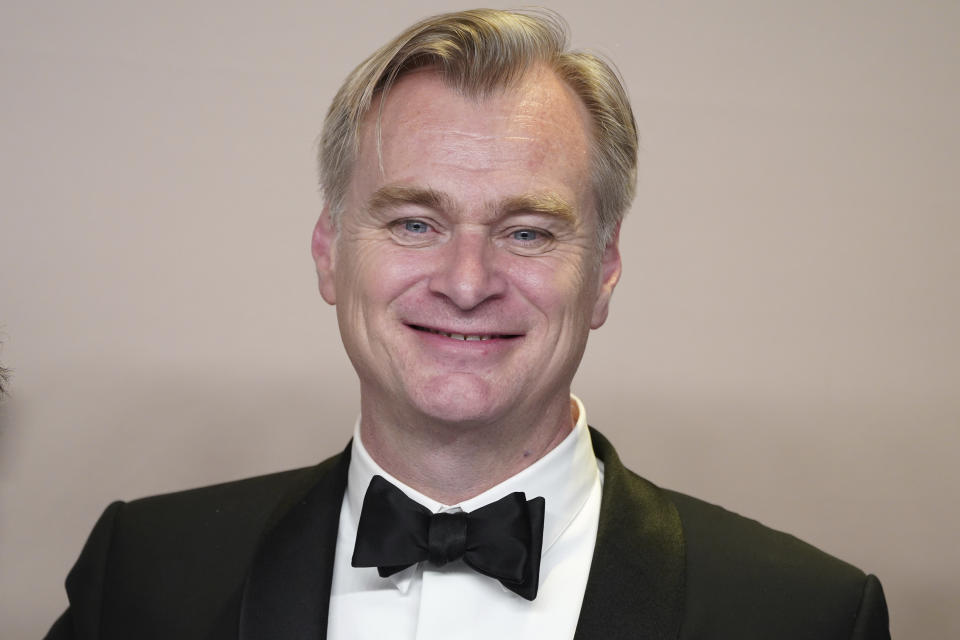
[46,429,890,639]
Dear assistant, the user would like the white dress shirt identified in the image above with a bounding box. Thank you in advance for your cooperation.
[327,396,603,640]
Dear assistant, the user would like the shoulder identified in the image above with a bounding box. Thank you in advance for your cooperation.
[102,449,348,561]
[664,489,889,638]
[61,449,350,638]
[666,488,865,585]
[118,456,341,530]
[590,428,889,638]
[592,426,870,586]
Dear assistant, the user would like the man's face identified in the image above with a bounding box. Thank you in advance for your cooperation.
[312,68,621,428]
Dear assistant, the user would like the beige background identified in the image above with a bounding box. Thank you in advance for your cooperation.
[1,1,958,637]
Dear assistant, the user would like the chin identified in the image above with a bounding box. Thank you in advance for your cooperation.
[408,375,510,426]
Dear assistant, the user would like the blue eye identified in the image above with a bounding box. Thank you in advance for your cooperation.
[403,220,430,234]
[503,227,554,254]
[512,229,540,242]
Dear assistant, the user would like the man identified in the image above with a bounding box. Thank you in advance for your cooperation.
[47,9,890,639]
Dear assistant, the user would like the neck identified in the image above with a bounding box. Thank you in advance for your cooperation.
[358,395,576,505]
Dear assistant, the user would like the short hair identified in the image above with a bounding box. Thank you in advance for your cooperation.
[318,8,638,248]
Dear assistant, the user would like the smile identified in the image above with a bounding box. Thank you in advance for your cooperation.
[408,324,521,341]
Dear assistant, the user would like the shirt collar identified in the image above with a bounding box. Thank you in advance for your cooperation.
[344,395,600,593]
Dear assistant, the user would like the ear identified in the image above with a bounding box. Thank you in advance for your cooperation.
[590,223,622,329]
[311,206,338,305]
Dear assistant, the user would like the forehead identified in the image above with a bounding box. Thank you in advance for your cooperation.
[351,68,594,213]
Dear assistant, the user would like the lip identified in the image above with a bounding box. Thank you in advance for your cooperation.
[406,323,524,341]
[410,328,520,356]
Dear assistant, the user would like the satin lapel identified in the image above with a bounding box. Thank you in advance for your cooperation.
[574,429,686,640]
[238,443,352,640]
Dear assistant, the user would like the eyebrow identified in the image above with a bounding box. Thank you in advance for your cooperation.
[499,193,576,225]
[368,185,453,215]
[367,184,576,224]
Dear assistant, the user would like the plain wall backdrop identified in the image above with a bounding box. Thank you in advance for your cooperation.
[1,1,958,637]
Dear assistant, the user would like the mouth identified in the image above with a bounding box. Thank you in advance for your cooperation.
[407,324,522,341]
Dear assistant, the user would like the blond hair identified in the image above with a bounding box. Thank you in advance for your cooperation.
[318,8,637,247]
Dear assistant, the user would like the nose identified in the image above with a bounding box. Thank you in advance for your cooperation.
[428,228,507,310]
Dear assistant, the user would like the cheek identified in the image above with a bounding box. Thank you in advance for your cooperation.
[506,254,597,319]
[338,242,429,314]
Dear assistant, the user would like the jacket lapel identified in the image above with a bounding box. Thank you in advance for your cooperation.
[238,444,352,640]
[574,428,686,640]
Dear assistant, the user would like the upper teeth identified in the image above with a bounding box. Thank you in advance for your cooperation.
[424,327,495,341]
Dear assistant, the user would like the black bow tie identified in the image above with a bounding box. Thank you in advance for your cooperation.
[351,475,545,600]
